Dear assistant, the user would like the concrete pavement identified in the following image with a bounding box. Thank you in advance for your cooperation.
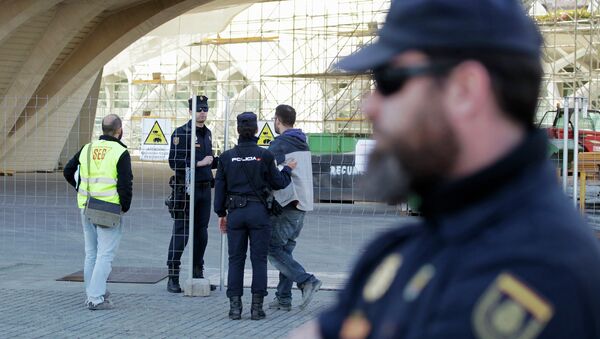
[0,260,337,338]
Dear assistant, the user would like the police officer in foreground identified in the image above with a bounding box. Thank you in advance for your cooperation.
[166,95,216,293]
[291,0,600,338]
[214,112,297,320]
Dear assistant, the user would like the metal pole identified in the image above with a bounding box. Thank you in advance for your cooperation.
[578,98,589,209]
[188,94,197,285]
[573,97,580,207]
[220,96,230,291]
[562,97,569,191]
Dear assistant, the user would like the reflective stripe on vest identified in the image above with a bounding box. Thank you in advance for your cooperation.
[80,177,118,185]
[77,140,127,208]
[78,188,118,197]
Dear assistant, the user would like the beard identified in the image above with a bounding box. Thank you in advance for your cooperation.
[364,102,460,204]
[364,148,411,204]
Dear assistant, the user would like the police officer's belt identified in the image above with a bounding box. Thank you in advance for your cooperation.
[196,181,211,188]
[229,194,262,202]
[227,194,263,210]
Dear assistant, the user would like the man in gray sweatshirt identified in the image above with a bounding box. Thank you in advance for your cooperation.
[267,104,321,311]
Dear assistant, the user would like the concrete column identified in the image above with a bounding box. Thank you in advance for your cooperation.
[0,1,112,145]
[1,0,218,163]
[58,70,103,168]
[0,0,256,170]
[1,71,100,171]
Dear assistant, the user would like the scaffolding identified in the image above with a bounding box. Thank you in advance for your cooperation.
[98,0,600,152]
[532,1,600,121]
[97,0,389,154]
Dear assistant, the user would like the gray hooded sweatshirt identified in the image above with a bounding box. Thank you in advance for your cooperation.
[268,129,314,211]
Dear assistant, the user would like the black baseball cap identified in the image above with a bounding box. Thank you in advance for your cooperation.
[338,0,543,71]
[237,112,258,129]
[188,95,209,111]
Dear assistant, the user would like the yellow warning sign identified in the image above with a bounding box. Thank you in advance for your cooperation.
[257,123,275,146]
[144,121,168,145]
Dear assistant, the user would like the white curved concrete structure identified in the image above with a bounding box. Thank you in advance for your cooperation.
[0,0,258,171]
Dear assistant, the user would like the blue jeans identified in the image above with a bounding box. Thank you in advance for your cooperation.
[81,210,123,305]
[268,205,313,305]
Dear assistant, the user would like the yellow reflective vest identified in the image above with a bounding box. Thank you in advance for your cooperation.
[77,140,127,208]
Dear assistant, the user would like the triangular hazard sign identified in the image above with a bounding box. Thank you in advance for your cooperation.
[257,123,275,146]
[144,121,168,145]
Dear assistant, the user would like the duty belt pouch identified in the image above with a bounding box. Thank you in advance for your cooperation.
[82,143,122,228]
[227,195,248,210]
[266,192,284,216]
[165,175,186,218]
[165,176,176,218]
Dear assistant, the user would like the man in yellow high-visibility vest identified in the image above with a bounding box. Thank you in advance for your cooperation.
[63,114,133,310]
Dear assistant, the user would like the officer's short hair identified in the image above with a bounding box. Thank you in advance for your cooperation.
[237,126,258,139]
[275,104,296,127]
[424,49,542,128]
[102,114,122,136]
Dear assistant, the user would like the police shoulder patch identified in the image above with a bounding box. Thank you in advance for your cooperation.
[173,137,179,146]
[362,253,402,303]
[340,310,371,339]
[473,272,554,339]
[403,264,435,302]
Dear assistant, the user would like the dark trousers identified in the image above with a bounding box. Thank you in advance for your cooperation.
[167,184,211,274]
[226,201,271,298]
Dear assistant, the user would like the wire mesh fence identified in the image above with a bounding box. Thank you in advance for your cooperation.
[5,0,600,291]
[0,94,411,289]
[0,0,401,287]
[537,96,600,233]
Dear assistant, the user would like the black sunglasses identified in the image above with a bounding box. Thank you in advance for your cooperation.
[373,62,457,96]
[195,107,209,112]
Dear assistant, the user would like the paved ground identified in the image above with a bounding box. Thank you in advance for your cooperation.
[0,162,413,277]
[0,260,337,338]
[0,163,412,338]
[4,163,600,337]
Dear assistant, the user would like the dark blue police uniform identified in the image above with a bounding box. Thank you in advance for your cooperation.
[214,112,292,320]
[319,132,600,338]
[166,96,216,285]
[319,0,600,337]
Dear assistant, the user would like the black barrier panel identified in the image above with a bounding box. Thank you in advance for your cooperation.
[312,153,374,203]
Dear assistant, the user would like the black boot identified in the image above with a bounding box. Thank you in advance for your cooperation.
[167,266,182,293]
[229,296,242,320]
[251,294,266,320]
[167,276,182,293]
[193,264,204,279]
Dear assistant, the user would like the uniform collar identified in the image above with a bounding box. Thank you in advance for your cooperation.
[183,120,191,131]
[99,135,127,148]
[419,130,550,240]
[184,120,207,132]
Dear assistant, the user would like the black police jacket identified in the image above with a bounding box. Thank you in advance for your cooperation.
[319,130,600,339]
[214,137,292,217]
[168,120,215,183]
